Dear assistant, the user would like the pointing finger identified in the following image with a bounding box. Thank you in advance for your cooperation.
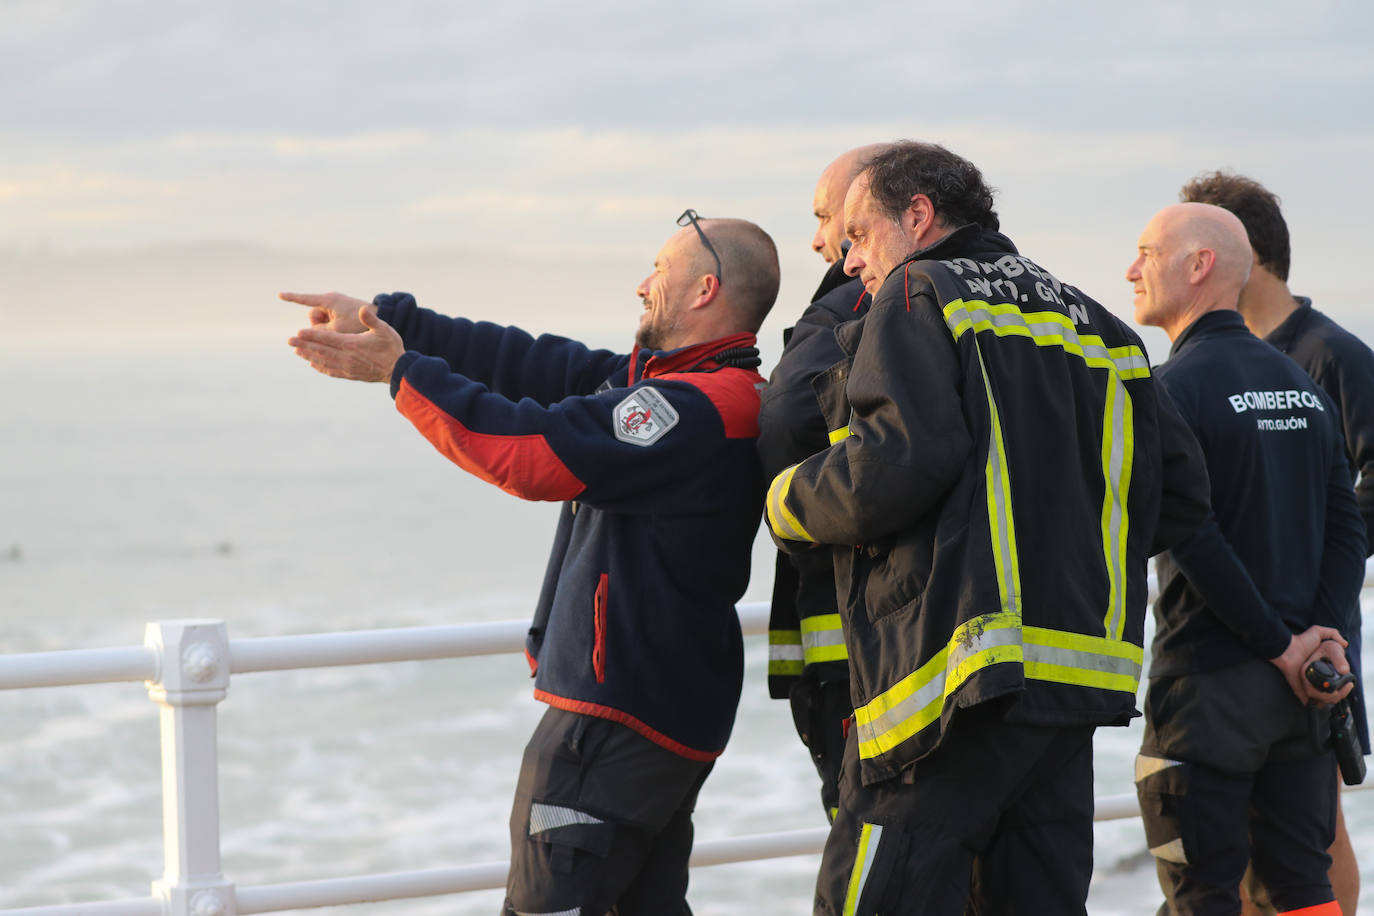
[279,291,329,307]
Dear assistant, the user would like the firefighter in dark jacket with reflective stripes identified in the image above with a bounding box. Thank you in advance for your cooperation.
[1127,202,1363,916]
[759,145,882,823]
[284,212,780,916]
[765,143,1211,916]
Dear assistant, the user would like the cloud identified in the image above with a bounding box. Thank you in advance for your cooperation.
[2,0,1371,137]
[2,0,1372,342]
[271,131,431,158]
[0,165,176,200]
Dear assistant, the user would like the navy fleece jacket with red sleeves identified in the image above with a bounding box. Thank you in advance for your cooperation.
[376,292,765,759]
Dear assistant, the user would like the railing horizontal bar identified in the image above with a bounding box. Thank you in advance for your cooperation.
[232,603,770,674]
[229,620,531,673]
[9,785,1372,915]
[235,862,509,913]
[0,646,157,691]
[0,606,769,689]
[235,822,829,912]
[737,601,770,635]
[0,896,162,916]
[234,786,1374,910]
[689,826,829,866]
[1096,791,1142,821]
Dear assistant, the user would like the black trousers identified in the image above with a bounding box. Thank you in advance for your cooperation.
[789,678,852,822]
[815,703,1097,916]
[1136,659,1337,916]
[503,706,713,916]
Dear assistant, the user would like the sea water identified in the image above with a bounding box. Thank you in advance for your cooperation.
[1,346,1369,914]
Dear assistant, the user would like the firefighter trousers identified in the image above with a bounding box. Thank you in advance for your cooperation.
[1137,659,1338,916]
[815,702,1096,916]
[503,706,713,916]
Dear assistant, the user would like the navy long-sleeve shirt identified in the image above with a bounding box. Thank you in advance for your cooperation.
[1268,297,1374,552]
[1152,310,1366,675]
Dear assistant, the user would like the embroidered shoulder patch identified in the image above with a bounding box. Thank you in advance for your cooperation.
[613,387,679,446]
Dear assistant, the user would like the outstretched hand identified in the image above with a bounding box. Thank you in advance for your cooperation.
[1270,625,1352,706]
[288,305,404,383]
[280,290,373,335]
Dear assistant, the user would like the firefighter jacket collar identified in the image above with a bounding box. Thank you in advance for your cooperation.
[1167,309,1249,359]
[626,331,760,385]
[889,223,1020,280]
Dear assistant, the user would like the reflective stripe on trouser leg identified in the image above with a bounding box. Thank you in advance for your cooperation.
[842,822,884,916]
[528,802,604,836]
[513,908,581,916]
[1135,753,1187,864]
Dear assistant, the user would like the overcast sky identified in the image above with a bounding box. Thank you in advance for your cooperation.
[4,0,1374,350]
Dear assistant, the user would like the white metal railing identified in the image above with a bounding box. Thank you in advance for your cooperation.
[1,595,1368,916]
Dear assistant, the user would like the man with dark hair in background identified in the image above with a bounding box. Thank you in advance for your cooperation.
[1181,170,1374,916]
[759,144,886,823]
[1128,202,1363,916]
[283,213,779,916]
[767,141,1211,915]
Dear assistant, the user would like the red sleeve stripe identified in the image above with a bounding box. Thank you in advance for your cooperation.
[533,688,724,761]
[657,371,761,439]
[396,380,585,502]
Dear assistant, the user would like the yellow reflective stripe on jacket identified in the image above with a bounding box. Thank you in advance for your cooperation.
[766,464,816,543]
[1099,372,1135,640]
[768,629,803,677]
[842,822,884,916]
[853,615,1144,760]
[943,300,1151,379]
[975,338,1021,617]
[854,612,1023,760]
[953,308,1022,619]
[827,425,850,445]
[946,295,1144,643]
[1024,625,1143,693]
[801,613,848,664]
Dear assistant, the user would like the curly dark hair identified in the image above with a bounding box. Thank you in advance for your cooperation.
[1179,170,1290,281]
[860,141,999,231]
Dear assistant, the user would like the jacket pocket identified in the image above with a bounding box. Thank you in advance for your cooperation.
[592,573,608,683]
[861,529,933,622]
[811,357,853,434]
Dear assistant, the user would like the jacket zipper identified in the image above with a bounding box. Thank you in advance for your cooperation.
[592,573,608,684]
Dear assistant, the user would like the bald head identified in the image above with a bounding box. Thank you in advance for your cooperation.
[634,217,778,352]
[1159,203,1253,292]
[812,143,893,263]
[701,217,781,332]
[1127,202,1254,341]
